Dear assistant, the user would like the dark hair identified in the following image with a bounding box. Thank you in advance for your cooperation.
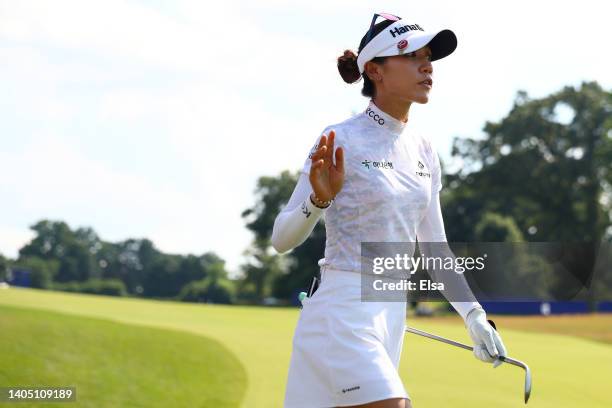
[337,20,397,97]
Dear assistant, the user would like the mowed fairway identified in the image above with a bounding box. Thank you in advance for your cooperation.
[0,305,246,407]
[1,287,612,407]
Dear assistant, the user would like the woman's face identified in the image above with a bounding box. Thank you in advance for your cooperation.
[367,45,434,104]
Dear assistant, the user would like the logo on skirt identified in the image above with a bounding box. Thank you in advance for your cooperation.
[342,385,361,393]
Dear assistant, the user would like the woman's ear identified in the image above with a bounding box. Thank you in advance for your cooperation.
[364,61,381,82]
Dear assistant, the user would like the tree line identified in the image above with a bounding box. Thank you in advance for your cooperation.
[0,220,242,303]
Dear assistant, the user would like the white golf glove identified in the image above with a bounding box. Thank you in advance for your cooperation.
[465,306,507,368]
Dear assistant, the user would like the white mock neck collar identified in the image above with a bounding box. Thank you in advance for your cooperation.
[362,99,407,136]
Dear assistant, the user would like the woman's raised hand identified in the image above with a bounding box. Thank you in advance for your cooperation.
[309,130,345,203]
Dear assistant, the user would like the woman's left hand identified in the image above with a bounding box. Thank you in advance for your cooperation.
[465,307,507,368]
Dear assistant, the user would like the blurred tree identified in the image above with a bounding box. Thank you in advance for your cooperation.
[272,224,325,301]
[241,171,295,302]
[16,220,230,301]
[446,81,611,243]
[13,256,59,289]
[19,220,99,282]
[178,276,235,304]
[242,171,299,242]
[240,244,282,302]
[177,259,235,304]
[108,238,160,295]
[142,250,226,298]
[53,278,127,297]
[475,212,524,242]
[445,81,611,310]
[143,254,181,298]
[0,253,7,281]
[241,170,326,303]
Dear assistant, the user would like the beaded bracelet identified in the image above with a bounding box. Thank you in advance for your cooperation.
[310,193,333,209]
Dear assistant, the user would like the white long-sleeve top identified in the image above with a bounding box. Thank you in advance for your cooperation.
[271,99,481,320]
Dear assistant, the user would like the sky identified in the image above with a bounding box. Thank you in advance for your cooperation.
[1,0,610,278]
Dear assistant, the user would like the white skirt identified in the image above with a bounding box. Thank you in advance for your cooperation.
[284,266,410,408]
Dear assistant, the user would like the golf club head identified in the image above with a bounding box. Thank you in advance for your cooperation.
[490,319,532,403]
[524,363,532,403]
[499,355,532,403]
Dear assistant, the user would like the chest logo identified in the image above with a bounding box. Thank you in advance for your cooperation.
[416,160,431,178]
[361,159,394,170]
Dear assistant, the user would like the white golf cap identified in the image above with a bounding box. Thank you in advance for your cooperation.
[357,19,457,74]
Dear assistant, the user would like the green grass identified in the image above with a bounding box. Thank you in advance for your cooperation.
[401,319,612,407]
[1,287,612,407]
[0,288,296,407]
[0,304,246,408]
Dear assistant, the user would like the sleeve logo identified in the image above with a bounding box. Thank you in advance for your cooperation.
[301,201,312,218]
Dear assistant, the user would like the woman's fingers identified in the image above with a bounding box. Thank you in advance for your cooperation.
[308,130,344,200]
[310,133,330,163]
[312,159,324,170]
[317,134,327,149]
[311,130,343,176]
[325,130,335,162]
[334,146,344,173]
[310,159,327,182]
[310,145,327,162]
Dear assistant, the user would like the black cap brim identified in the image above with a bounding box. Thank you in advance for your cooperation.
[427,29,458,61]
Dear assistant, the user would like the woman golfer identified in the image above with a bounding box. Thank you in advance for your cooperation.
[272,12,508,408]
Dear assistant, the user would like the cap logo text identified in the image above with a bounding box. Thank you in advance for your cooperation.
[389,24,424,38]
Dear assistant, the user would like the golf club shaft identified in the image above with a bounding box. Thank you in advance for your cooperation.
[405,326,525,369]
[405,324,532,403]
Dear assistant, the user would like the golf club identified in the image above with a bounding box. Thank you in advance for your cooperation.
[405,320,532,404]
